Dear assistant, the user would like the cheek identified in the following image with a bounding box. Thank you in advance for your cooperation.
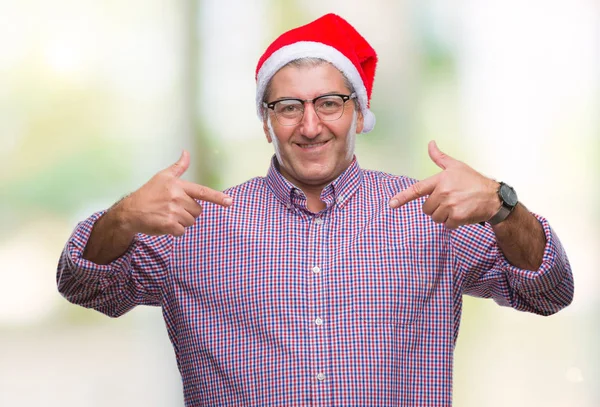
[270,128,294,146]
[266,117,289,145]
[263,117,274,143]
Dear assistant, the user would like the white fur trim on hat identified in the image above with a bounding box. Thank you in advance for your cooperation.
[256,41,375,133]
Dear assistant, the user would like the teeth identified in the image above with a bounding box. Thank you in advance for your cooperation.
[299,142,326,149]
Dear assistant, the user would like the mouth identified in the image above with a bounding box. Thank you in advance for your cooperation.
[295,140,330,150]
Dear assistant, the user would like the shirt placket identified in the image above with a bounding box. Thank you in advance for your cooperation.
[307,209,331,406]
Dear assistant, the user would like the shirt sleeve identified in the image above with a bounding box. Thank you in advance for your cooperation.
[56,211,173,317]
[452,213,574,316]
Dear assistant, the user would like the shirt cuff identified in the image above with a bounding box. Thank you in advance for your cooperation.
[63,211,138,290]
[501,213,570,296]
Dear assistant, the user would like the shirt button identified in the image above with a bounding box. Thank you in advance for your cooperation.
[314,317,323,326]
[314,218,323,225]
[336,195,344,204]
[312,266,321,274]
[316,373,326,381]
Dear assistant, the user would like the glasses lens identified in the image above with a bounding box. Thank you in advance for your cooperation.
[271,95,349,125]
[315,95,345,121]
[274,100,303,125]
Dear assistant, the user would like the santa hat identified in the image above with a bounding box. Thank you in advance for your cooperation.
[255,13,377,133]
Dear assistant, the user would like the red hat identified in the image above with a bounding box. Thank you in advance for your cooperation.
[255,14,378,133]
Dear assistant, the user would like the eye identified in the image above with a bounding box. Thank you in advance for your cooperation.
[275,100,303,114]
[316,96,343,111]
[282,104,300,112]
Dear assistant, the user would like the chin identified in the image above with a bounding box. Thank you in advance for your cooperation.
[301,161,332,174]
[299,167,339,185]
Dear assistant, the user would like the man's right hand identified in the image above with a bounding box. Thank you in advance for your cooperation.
[117,150,232,237]
[82,150,232,264]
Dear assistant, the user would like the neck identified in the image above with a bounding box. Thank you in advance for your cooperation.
[302,187,327,213]
[273,160,328,213]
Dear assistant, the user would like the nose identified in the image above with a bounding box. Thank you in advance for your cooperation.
[299,102,322,139]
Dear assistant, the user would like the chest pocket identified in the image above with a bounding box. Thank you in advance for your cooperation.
[348,242,438,327]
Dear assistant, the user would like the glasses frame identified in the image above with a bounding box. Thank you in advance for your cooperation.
[263,92,357,126]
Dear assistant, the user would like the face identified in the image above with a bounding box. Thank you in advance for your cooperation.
[262,63,364,192]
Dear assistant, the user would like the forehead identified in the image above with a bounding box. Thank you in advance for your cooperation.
[268,63,350,100]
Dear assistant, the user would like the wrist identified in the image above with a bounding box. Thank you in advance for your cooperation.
[487,181,518,225]
[82,199,138,264]
[108,196,137,238]
[491,202,520,229]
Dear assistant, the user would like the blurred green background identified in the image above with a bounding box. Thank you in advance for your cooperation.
[0,0,597,405]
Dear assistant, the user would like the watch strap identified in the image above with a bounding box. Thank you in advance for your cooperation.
[487,204,512,225]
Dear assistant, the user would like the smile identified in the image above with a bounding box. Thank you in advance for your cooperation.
[295,140,330,149]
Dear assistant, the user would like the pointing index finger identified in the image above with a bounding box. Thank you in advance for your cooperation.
[181,180,232,207]
[389,174,439,209]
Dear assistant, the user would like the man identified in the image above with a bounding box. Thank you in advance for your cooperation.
[57,14,574,406]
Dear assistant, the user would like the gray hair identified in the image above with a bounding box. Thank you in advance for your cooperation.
[262,57,359,115]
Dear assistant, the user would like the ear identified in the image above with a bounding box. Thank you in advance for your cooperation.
[263,117,272,143]
[355,109,364,134]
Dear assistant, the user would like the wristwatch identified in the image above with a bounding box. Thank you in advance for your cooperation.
[487,182,518,225]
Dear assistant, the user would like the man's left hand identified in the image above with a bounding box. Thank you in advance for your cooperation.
[389,141,501,229]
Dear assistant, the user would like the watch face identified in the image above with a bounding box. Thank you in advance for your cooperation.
[500,183,518,207]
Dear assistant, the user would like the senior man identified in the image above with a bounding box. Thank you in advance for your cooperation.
[57,13,573,406]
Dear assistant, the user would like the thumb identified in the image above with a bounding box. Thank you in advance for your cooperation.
[428,140,455,170]
[169,150,190,178]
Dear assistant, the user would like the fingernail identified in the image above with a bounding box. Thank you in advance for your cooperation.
[389,199,399,209]
[223,197,233,206]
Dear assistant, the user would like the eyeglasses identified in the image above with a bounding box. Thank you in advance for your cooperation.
[263,93,357,126]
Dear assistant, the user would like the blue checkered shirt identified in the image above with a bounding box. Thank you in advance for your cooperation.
[57,157,574,406]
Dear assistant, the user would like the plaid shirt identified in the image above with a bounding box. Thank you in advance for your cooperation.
[57,157,573,406]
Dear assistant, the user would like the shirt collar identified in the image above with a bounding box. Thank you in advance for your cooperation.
[264,155,363,211]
